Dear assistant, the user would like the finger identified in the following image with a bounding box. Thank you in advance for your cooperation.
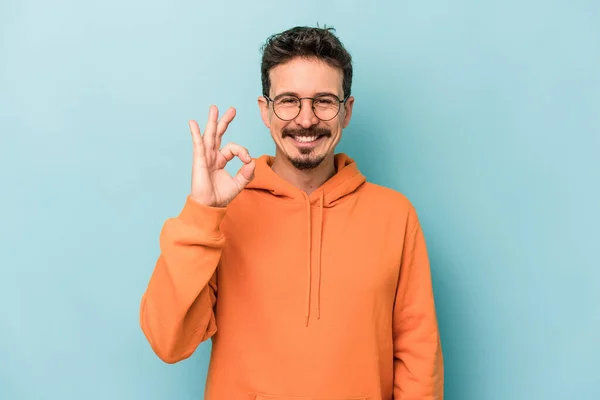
[219,142,252,164]
[189,120,205,159]
[233,159,256,189]
[215,107,236,150]
[203,105,218,151]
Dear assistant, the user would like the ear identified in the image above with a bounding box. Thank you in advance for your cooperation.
[257,96,271,129]
[341,96,355,129]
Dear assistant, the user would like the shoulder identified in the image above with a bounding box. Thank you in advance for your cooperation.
[358,182,421,227]
[360,182,416,211]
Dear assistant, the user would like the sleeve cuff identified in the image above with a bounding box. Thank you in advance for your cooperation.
[177,195,227,238]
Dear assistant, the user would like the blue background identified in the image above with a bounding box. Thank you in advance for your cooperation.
[1,0,598,399]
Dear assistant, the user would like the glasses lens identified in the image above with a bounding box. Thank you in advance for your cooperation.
[274,96,301,120]
[272,95,341,121]
[313,95,340,121]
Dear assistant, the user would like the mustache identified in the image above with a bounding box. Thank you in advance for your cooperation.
[282,127,332,138]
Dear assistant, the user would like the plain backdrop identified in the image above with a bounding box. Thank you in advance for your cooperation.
[1,0,599,399]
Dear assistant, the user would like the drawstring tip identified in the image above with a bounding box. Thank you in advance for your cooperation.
[304,317,309,327]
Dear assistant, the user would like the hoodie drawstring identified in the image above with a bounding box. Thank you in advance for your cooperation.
[316,191,324,319]
[304,191,325,327]
[305,196,312,327]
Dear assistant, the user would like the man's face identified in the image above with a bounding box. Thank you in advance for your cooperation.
[258,57,354,170]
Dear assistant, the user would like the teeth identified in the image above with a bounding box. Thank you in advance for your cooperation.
[294,136,318,143]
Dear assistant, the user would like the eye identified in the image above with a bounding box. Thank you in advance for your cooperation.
[277,97,299,105]
[314,97,335,105]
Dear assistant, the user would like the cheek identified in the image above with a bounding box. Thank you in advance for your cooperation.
[327,121,343,138]
[270,119,288,139]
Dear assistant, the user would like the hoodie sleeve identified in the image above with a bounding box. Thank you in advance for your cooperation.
[393,209,444,399]
[140,196,226,364]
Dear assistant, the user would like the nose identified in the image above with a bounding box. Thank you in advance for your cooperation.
[293,98,320,128]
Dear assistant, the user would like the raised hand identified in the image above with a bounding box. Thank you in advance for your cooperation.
[188,105,256,208]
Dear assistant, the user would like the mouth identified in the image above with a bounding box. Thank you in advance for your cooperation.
[282,127,331,149]
[289,134,327,147]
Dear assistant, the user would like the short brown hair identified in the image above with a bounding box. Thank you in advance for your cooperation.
[260,26,353,98]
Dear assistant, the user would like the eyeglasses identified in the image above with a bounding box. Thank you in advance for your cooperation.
[264,93,349,121]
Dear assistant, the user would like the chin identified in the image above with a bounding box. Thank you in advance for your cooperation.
[287,150,327,170]
[289,156,326,170]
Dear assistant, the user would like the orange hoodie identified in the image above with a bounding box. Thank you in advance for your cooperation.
[140,153,444,400]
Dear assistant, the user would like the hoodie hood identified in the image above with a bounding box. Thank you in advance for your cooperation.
[246,153,366,326]
[246,153,367,206]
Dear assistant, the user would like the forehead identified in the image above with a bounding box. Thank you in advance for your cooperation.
[269,57,343,97]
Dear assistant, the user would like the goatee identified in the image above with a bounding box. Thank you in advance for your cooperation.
[282,126,331,170]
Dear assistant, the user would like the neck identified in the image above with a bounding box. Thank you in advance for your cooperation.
[271,150,336,196]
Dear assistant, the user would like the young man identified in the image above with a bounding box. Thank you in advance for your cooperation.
[140,26,444,400]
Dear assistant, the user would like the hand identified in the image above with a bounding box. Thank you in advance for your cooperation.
[188,105,255,207]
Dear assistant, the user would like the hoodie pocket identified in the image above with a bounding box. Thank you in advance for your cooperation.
[251,394,367,400]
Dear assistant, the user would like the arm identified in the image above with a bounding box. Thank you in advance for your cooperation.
[139,105,253,363]
[393,210,444,399]
[140,196,226,363]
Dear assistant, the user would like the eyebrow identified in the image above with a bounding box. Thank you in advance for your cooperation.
[273,91,341,98]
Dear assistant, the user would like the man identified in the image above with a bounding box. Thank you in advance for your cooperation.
[140,26,444,399]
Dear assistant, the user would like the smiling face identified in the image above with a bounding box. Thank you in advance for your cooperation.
[259,57,354,170]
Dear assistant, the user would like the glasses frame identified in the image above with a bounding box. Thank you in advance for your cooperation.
[263,93,350,121]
